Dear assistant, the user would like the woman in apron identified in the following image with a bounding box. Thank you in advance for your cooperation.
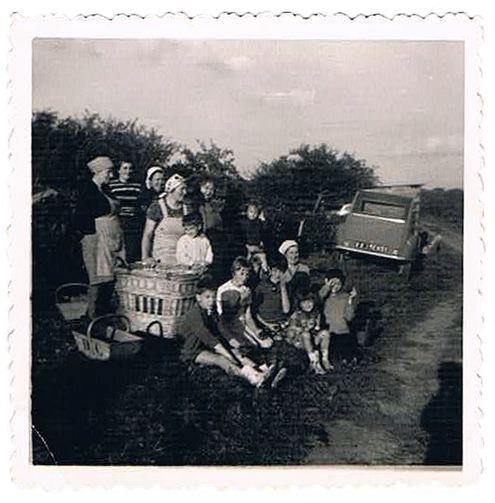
[141,174,188,266]
[76,156,126,319]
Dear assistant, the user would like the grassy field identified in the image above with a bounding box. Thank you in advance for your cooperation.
[31,232,462,466]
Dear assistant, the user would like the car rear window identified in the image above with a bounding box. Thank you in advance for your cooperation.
[359,201,406,220]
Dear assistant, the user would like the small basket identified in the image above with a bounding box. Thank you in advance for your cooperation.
[72,314,144,361]
[115,263,200,337]
[55,283,89,321]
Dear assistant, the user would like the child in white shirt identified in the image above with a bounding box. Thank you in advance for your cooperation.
[176,212,213,268]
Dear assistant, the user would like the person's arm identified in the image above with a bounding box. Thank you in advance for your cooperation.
[280,275,291,314]
[344,290,357,321]
[141,218,158,261]
[318,280,331,300]
[205,238,213,265]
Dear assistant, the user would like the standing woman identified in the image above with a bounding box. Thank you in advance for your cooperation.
[139,166,166,212]
[75,156,126,319]
[141,174,188,266]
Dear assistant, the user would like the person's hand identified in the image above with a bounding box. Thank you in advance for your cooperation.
[142,257,157,268]
[349,287,357,303]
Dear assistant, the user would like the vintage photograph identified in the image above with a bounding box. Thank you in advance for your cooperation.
[29,36,466,468]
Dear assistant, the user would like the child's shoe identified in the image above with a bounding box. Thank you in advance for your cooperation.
[311,361,327,375]
[321,357,335,372]
[241,366,265,387]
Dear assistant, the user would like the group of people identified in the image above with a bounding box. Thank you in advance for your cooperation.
[75,156,360,389]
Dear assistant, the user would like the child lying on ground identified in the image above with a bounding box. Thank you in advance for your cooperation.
[318,268,358,366]
[176,212,213,268]
[179,276,276,388]
[287,289,333,374]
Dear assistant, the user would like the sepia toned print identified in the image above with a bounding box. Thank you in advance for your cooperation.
[9,14,482,487]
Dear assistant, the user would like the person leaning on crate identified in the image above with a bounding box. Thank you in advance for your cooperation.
[141,173,189,266]
[74,156,126,319]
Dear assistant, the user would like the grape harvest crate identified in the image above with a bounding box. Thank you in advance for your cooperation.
[115,263,201,337]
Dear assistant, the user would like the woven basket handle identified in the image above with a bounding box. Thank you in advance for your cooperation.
[55,283,89,304]
[146,320,164,338]
[87,314,131,341]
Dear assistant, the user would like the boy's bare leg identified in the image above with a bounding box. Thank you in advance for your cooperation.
[195,350,268,387]
[318,330,334,371]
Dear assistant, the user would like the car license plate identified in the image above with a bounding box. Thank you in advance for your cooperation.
[354,241,389,253]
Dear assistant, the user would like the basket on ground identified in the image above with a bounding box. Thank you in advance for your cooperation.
[55,283,88,321]
[115,263,201,337]
[72,314,144,361]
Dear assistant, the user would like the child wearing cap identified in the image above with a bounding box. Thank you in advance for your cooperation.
[318,268,358,366]
[287,289,332,374]
[176,212,213,268]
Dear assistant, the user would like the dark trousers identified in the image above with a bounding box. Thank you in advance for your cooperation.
[329,332,357,363]
[121,217,143,263]
[87,281,115,319]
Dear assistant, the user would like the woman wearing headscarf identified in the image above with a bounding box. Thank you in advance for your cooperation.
[75,156,126,319]
[141,173,188,266]
[139,166,166,212]
[277,239,311,315]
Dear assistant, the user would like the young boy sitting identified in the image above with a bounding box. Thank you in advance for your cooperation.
[176,212,213,268]
[287,289,332,374]
[179,276,274,388]
[240,201,269,274]
[318,268,358,366]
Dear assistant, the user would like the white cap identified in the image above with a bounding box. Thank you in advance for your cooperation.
[278,240,299,256]
[145,166,164,190]
[165,174,186,194]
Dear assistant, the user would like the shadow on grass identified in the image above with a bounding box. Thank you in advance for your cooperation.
[420,361,462,465]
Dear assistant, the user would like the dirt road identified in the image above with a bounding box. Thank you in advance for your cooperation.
[307,229,463,465]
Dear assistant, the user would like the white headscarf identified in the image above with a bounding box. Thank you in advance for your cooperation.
[165,174,186,194]
[145,166,164,190]
[87,156,113,174]
[278,240,299,256]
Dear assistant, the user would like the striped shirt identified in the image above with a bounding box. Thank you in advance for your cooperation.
[106,179,142,218]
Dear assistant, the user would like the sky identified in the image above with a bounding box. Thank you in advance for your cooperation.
[32,39,464,187]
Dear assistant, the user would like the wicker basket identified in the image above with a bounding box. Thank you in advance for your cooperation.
[72,314,144,361]
[55,283,88,321]
[115,263,201,337]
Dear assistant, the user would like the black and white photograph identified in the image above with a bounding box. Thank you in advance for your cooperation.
[9,14,481,483]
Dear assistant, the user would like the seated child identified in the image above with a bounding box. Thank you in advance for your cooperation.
[179,276,275,388]
[240,201,269,273]
[318,268,358,365]
[278,239,311,314]
[217,256,273,351]
[176,212,213,268]
[287,289,333,374]
[249,254,290,335]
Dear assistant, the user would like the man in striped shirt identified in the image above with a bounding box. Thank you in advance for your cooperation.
[107,161,143,262]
